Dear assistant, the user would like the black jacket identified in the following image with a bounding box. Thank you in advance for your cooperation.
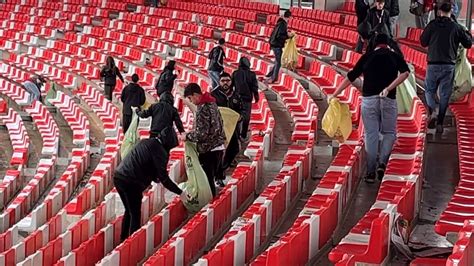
[156,68,177,96]
[137,92,185,138]
[269,18,288,48]
[114,138,183,194]
[366,7,392,38]
[208,46,225,72]
[385,0,400,17]
[420,16,472,64]
[121,82,146,116]
[100,66,123,86]
[211,86,242,114]
[355,0,370,25]
[232,58,259,103]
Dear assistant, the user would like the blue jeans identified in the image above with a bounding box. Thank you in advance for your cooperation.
[362,96,398,174]
[208,70,220,89]
[266,48,283,82]
[424,64,455,125]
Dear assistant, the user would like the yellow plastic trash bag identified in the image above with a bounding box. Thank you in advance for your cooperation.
[179,141,213,213]
[218,107,240,147]
[282,35,298,70]
[322,98,352,143]
[120,110,140,159]
[450,46,473,103]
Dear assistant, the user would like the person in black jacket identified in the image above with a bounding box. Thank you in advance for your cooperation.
[366,0,392,38]
[208,38,226,89]
[232,57,259,142]
[211,72,242,187]
[420,2,472,134]
[114,138,188,242]
[156,60,178,96]
[385,0,399,36]
[100,56,124,101]
[137,91,185,153]
[266,10,294,83]
[355,0,371,53]
[121,73,146,133]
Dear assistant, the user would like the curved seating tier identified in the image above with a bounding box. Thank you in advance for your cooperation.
[0,107,30,167]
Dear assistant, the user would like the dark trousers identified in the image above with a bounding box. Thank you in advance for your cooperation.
[122,114,132,134]
[104,85,115,101]
[240,101,252,139]
[114,177,144,242]
[217,133,240,180]
[266,47,283,82]
[199,150,223,197]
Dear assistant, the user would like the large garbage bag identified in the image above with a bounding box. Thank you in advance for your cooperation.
[282,36,298,70]
[120,109,140,159]
[44,82,57,107]
[450,46,472,103]
[322,98,352,143]
[179,141,213,213]
[396,65,417,114]
[218,107,240,147]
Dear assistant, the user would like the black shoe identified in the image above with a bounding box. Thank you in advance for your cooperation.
[364,173,376,184]
[436,124,444,134]
[376,164,386,181]
[428,117,437,129]
[216,179,226,188]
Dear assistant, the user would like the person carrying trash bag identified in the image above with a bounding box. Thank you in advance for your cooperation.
[329,33,410,183]
[114,138,190,242]
[183,83,226,198]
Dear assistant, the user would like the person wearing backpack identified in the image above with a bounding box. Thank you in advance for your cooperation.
[266,10,294,84]
[100,56,124,101]
[137,91,185,154]
[208,38,226,89]
[155,60,178,97]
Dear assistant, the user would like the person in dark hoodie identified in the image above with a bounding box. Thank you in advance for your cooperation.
[420,2,472,134]
[232,57,259,142]
[121,73,146,133]
[184,83,226,197]
[101,56,124,101]
[137,91,185,153]
[355,0,372,53]
[156,60,178,97]
[266,10,294,83]
[211,72,242,187]
[114,138,189,242]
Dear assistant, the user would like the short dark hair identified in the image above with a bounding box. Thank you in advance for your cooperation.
[219,72,231,79]
[183,83,202,97]
[131,73,139,83]
[439,2,452,13]
[284,10,291,18]
[374,33,390,46]
[375,0,385,3]
[218,38,225,45]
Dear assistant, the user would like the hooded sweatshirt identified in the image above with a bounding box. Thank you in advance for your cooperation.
[156,62,178,96]
[137,92,184,138]
[232,58,259,103]
[420,16,472,64]
[121,82,146,115]
[186,92,226,154]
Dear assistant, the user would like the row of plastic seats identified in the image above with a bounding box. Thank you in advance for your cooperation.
[400,44,427,80]
[196,139,314,266]
[289,7,343,25]
[435,91,474,236]
[251,82,363,265]
[336,1,356,15]
[398,27,423,49]
[221,31,271,58]
[0,77,30,106]
[334,49,362,71]
[0,29,39,47]
[329,98,427,265]
[186,0,279,14]
[9,50,77,89]
[289,18,359,48]
[0,62,31,84]
[0,108,30,166]
[167,2,258,22]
